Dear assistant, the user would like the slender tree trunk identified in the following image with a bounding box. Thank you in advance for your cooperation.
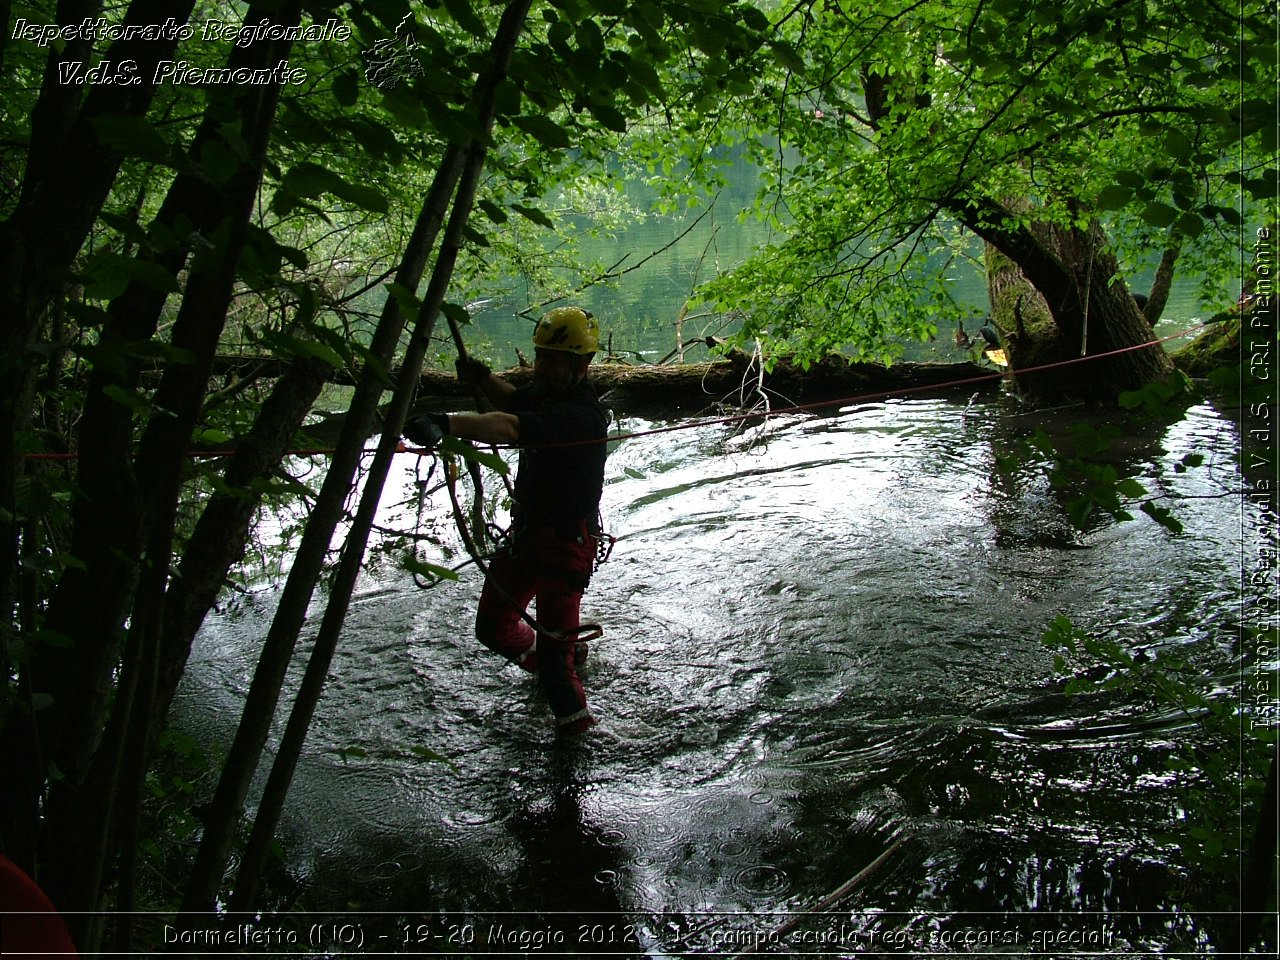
[153,357,333,732]
[184,3,537,912]
[1141,235,1182,324]
[228,1,535,908]
[180,136,471,918]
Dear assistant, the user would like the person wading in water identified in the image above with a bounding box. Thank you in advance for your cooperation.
[404,307,609,736]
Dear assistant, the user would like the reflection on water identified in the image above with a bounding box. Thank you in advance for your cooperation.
[176,393,1253,955]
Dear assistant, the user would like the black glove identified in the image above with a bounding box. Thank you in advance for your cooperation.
[455,356,491,384]
[403,413,450,448]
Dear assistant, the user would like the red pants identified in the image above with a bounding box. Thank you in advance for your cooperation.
[475,522,596,731]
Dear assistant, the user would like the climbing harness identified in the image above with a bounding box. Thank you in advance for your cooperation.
[431,441,610,652]
[407,316,619,655]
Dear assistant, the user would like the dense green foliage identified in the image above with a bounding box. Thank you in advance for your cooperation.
[679,0,1274,364]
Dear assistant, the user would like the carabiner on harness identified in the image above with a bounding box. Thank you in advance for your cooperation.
[594,531,617,571]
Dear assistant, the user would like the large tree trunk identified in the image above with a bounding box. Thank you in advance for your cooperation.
[967,201,1173,401]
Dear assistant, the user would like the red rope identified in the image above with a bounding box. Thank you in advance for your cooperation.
[21,321,1213,462]
[22,445,376,462]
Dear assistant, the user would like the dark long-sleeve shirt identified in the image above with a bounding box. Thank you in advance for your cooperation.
[509,379,609,526]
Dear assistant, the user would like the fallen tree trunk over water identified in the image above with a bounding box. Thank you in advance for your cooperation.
[304,354,1001,445]
[588,354,998,415]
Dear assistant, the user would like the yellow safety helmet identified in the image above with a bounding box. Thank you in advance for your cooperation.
[533,306,599,355]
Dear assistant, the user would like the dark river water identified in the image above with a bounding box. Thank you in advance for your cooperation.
[175,389,1259,956]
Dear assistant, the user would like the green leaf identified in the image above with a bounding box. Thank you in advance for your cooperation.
[588,101,629,132]
[78,254,181,300]
[441,301,470,326]
[262,331,345,369]
[94,339,199,369]
[1042,614,1080,652]
[510,203,555,228]
[1243,172,1279,201]
[348,340,394,388]
[1174,212,1205,239]
[439,437,510,475]
[193,428,233,446]
[575,19,605,56]
[1205,203,1245,225]
[97,211,154,252]
[248,472,315,500]
[1066,495,1093,528]
[332,70,360,107]
[1096,185,1132,210]
[461,224,490,248]
[379,84,430,129]
[333,745,369,764]
[92,114,170,163]
[477,199,508,224]
[102,384,155,414]
[409,744,459,770]
[441,0,487,37]
[511,114,572,150]
[1140,500,1184,534]
[197,138,241,185]
[768,39,806,72]
[1115,478,1147,498]
[1140,201,1180,228]
[400,553,461,583]
[385,282,422,318]
[423,95,491,144]
[310,325,360,365]
[1163,130,1193,160]
[279,163,388,214]
[243,224,309,272]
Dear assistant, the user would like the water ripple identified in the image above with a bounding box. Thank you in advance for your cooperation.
[175,396,1249,949]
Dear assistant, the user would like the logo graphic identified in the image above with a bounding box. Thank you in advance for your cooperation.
[362,14,423,90]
